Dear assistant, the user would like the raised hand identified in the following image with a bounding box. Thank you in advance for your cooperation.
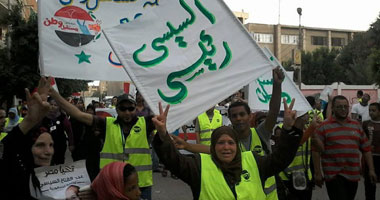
[152,102,170,138]
[19,88,51,134]
[38,76,53,101]
[25,88,51,123]
[171,135,188,149]
[282,98,296,130]
[273,66,285,85]
[310,112,322,128]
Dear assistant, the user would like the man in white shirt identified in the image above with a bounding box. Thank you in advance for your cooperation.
[351,93,371,122]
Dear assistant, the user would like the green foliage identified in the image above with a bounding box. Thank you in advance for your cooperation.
[336,13,380,85]
[301,13,380,85]
[301,48,344,85]
[0,3,89,105]
[55,78,89,98]
[369,49,380,84]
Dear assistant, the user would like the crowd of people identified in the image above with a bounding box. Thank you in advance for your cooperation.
[0,71,379,200]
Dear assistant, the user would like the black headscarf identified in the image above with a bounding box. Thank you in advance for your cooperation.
[28,126,52,190]
[210,126,242,185]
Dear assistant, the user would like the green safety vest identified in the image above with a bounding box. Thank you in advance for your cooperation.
[199,151,266,200]
[279,138,312,181]
[307,109,323,125]
[239,128,278,200]
[279,109,319,182]
[4,117,23,128]
[278,109,321,182]
[198,109,222,145]
[0,132,7,141]
[99,117,152,187]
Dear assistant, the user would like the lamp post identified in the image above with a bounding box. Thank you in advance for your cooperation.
[297,7,302,50]
[296,7,302,89]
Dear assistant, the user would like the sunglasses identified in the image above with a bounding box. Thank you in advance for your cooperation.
[118,106,136,112]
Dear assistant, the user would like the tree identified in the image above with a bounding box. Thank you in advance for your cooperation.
[336,33,374,85]
[368,14,380,86]
[337,13,380,85]
[0,3,89,106]
[301,47,344,85]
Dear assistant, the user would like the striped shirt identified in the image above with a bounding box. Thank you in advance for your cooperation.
[316,117,371,181]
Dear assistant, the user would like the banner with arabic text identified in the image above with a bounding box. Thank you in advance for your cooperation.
[33,160,90,199]
[248,47,312,116]
[103,0,277,132]
[38,0,161,81]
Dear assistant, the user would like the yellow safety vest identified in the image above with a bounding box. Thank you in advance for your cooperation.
[4,117,23,129]
[199,151,266,200]
[198,109,222,145]
[99,117,152,187]
[279,138,312,181]
[279,109,320,182]
[307,109,323,125]
[0,132,7,141]
[239,128,278,200]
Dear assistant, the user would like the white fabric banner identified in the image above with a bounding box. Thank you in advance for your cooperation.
[33,160,91,200]
[38,0,161,81]
[103,0,276,132]
[248,47,312,115]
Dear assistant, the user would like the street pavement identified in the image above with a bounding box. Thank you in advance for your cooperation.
[152,170,380,200]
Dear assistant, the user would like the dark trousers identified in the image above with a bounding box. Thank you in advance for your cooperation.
[364,156,380,200]
[280,180,312,200]
[325,175,358,200]
[140,186,152,200]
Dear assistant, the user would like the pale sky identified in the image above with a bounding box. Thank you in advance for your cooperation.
[224,0,380,31]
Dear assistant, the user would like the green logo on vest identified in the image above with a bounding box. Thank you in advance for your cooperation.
[253,145,262,154]
[216,119,220,123]
[134,126,141,133]
[241,170,250,182]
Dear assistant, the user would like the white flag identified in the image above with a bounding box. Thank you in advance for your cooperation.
[38,0,161,81]
[248,47,312,116]
[104,0,277,132]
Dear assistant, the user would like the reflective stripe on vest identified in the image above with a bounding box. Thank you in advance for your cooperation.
[198,109,222,146]
[239,128,278,200]
[100,117,152,187]
[279,138,312,181]
[0,132,7,141]
[199,152,266,200]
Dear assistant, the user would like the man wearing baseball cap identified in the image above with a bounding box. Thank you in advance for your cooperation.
[41,81,155,200]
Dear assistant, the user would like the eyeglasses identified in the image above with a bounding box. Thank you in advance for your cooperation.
[118,106,136,112]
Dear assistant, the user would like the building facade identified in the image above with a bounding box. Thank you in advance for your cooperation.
[244,23,361,64]
[0,0,37,47]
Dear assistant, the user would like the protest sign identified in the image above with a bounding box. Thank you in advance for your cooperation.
[248,47,312,115]
[33,160,90,199]
[38,0,160,81]
[103,0,276,132]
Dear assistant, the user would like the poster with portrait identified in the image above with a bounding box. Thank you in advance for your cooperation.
[33,160,90,199]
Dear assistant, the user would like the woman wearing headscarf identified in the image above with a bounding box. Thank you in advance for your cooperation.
[4,107,24,132]
[1,88,53,199]
[152,99,304,199]
[90,161,141,200]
